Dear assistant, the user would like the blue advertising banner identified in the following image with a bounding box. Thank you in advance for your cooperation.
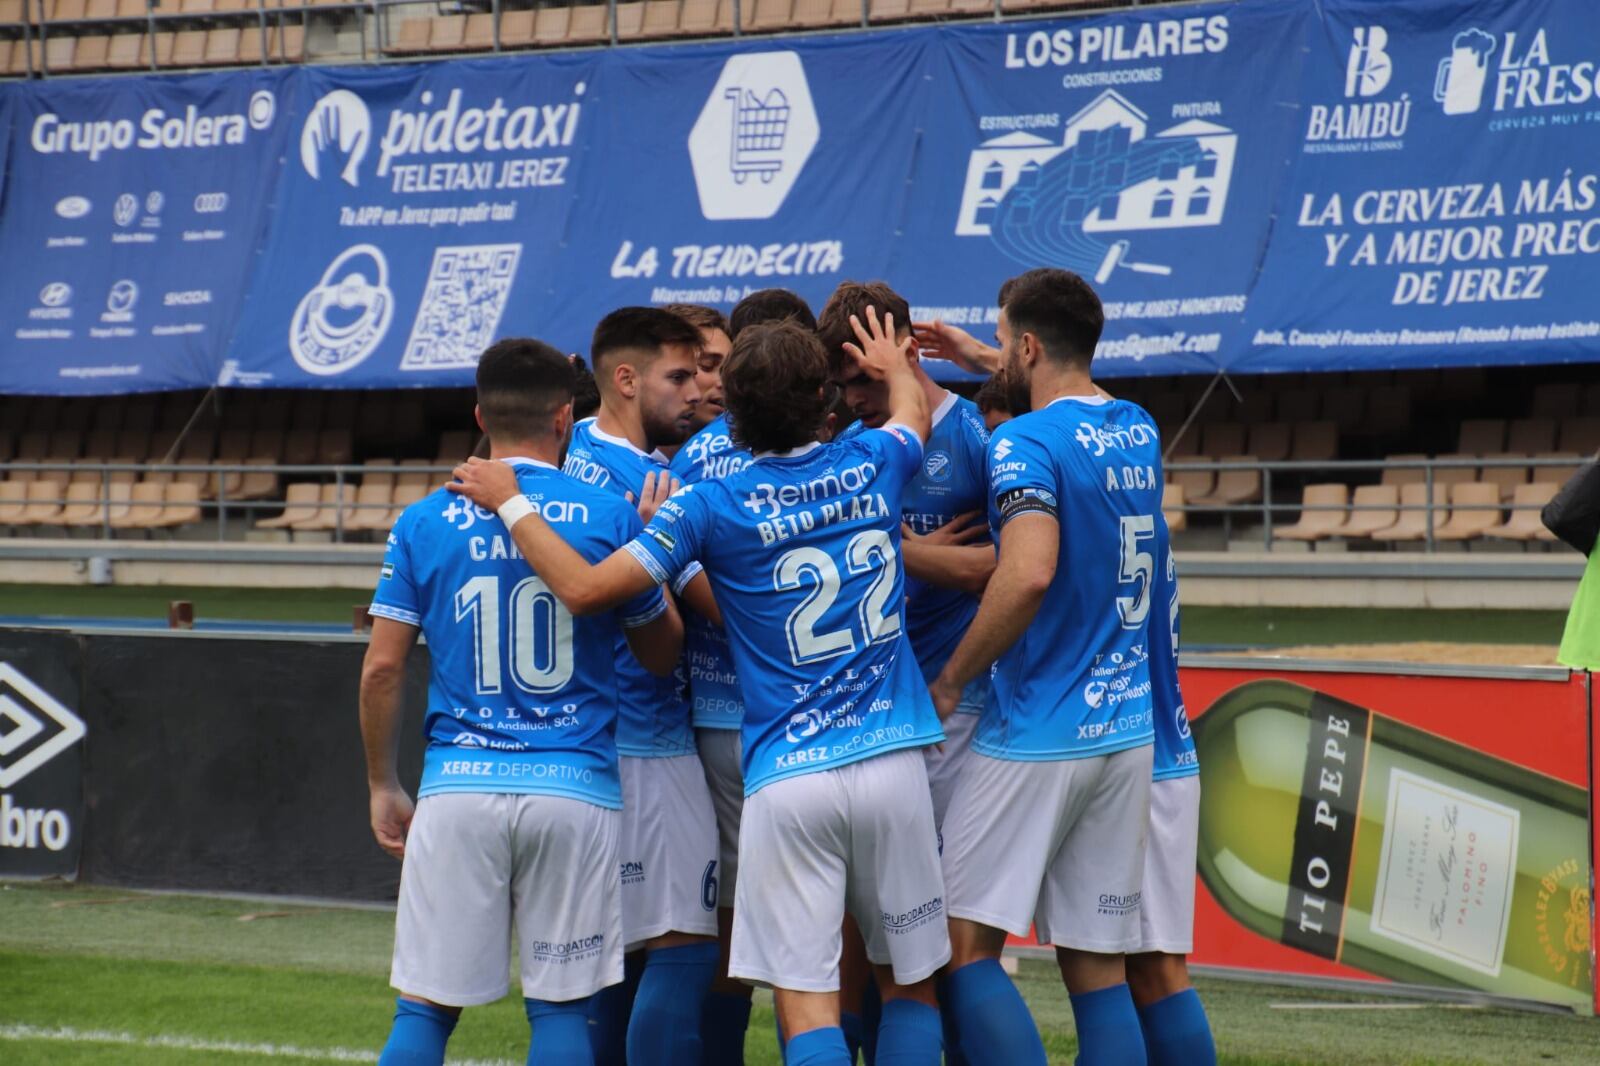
[892,4,1308,377]
[223,56,601,389]
[0,71,294,394]
[1240,0,1600,373]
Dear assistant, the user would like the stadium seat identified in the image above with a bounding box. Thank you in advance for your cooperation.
[1167,458,1213,503]
[1477,454,1529,502]
[1290,420,1338,463]
[500,8,534,46]
[1245,422,1290,463]
[85,0,116,17]
[907,0,950,16]
[360,461,396,492]
[73,34,111,70]
[1430,454,1478,486]
[1433,482,1501,542]
[148,429,181,462]
[827,0,863,26]
[566,3,607,43]
[462,11,494,49]
[34,462,72,491]
[202,26,240,64]
[1276,389,1319,424]
[427,15,465,51]
[112,482,166,531]
[1199,422,1245,458]
[748,0,791,31]
[291,483,356,533]
[180,0,213,12]
[49,0,87,19]
[1332,484,1400,539]
[1160,425,1199,458]
[69,460,105,485]
[395,468,433,495]
[1274,483,1347,543]
[868,0,911,21]
[236,458,281,501]
[1456,418,1505,455]
[533,5,570,43]
[173,459,214,499]
[1533,453,1582,486]
[150,30,176,66]
[1379,456,1425,486]
[1559,416,1600,456]
[1161,483,1185,534]
[1371,482,1443,543]
[254,482,322,529]
[115,0,145,18]
[1190,457,1263,508]
[345,482,395,532]
[615,1,645,39]
[43,35,75,73]
[381,484,428,530]
[278,24,304,61]
[1484,482,1560,543]
[436,430,475,463]
[1506,417,1556,455]
[17,480,66,526]
[282,429,317,467]
[171,28,206,66]
[236,25,272,65]
[60,482,133,529]
[1530,382,1579,420]
[152,482,204,528]
[0,0,26,22]
[9,38,43,77]
[0,481,29,527]
[317,428,354,466]
[249,428,286,463]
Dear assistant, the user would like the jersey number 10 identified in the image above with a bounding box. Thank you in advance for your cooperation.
[455,575,575,696]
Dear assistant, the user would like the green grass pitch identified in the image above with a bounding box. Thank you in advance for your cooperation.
[0,882,1594,1065]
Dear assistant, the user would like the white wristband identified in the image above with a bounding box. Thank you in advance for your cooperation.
[497,495,536,530]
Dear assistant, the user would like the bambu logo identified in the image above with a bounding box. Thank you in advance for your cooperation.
[0,664,86,790]
[1345,27,1393,98]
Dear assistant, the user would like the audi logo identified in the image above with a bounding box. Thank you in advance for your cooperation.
[193,193,228,214]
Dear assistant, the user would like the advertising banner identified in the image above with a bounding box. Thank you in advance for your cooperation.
[0,632,87,880]
[1240,0,1600,372]
[893,3,1306,377]
[1183,661,1594,1014]
[0,71,295,394]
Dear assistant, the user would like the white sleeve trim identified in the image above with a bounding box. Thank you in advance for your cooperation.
[621,594,670,629]
[368,603,421,627]
[623,538,674,587]
[671,560,704,597]
[882,422,926,448]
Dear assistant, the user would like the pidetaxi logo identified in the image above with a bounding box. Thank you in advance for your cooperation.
[0,663,86,791]
[289,244,394,376]
[301,89,371,187]
[687,51,819,221]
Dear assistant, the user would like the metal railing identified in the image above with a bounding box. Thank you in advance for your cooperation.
[1164,454,1581,552]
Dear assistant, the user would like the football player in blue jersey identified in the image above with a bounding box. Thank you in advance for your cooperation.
[1125,519,1216,1066]
[728,287,817,337]
[929,268,1162,1066]
[358,339,683,1066]
[561,307,724,1066]
[659,304,761,1063]
[449,309,952,1066]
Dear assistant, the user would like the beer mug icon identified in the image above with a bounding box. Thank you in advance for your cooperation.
[1435,28,1496,115]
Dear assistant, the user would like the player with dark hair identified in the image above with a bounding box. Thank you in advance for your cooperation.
[359,338,682,1066]
[973,373,1013,432]
[448,310,952,1066]
[661,303,733,443]
[931,268,1161,1066]
[728,287,817,338]
[564,307,723,1066]
[570,354,602,422]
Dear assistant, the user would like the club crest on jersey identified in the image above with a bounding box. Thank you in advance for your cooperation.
[924,450,953,482]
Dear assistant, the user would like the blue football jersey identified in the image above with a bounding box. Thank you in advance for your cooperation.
[979,395,1162,762]
[370,459,667,806]
[624,427,945,796]
[563,418,697,757]
[1149,516,1198,780]
[900,392,990,698]
[668,413,754,731]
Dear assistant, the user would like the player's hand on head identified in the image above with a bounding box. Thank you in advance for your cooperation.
[912,319,999,375]
[843,305,915,382]
[627,470,680,525]
[446,456,519,511]
[369,785,415,860]
[923,511,987,547]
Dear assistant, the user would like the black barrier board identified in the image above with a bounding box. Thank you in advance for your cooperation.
[78,634,427,900]
[0,630,87,879]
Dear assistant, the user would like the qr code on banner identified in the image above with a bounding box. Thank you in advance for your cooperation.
[399,244,522,371]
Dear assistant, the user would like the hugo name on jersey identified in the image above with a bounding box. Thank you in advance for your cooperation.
[900,393,991,690]
[563,418,696,757]
[981,395,1161,761]
[369,460,667,806]
[668,413,753,731]
[1149,516,1199,780]
[624,427,945,795]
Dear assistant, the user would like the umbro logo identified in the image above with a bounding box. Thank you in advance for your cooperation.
[0,664,86,790]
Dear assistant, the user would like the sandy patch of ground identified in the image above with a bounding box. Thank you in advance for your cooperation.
[1241,642,1562,667]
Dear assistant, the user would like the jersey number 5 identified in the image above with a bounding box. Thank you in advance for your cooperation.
[772,530,902,667]
[1116,514,1156,630]
[455,575,575,695]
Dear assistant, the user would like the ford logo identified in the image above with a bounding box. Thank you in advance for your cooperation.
[39,283,72,307]
[54,196,90,219]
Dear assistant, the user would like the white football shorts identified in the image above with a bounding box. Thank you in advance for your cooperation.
[942,744,1153,954]
[1138,774,1200,955]
[619,753,720,951]
[391,791,622,1006]
[923,705,979,831]
[696,727,744,907]
[731,748,951,992]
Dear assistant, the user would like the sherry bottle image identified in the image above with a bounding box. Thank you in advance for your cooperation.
[1194,679,1592,1010]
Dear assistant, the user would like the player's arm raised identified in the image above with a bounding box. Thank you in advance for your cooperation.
[929,511,1058,719]
[359,617,421,859]
[845,306,930,443]
[447,457,666,615]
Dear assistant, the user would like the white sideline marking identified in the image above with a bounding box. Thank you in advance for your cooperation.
[0,1024,516,1064]
[1269,1002,1484,1011]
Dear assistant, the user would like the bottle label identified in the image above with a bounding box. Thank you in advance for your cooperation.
[1281,694,1371,959]
[1368,769,1519,976]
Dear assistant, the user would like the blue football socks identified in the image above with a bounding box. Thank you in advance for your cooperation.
[626,941,719,1066]
[1069,983,1147,1066]
[840,1011,864,1063]
[526,997,594,1066]
[786,1026,853,1066]
[1136,987,1217,1066]
[590,951,644,1066]
[943,960,1046,1066]
[378,997,456,1066]
[872,999,942,1065]
[701,990,754,1066]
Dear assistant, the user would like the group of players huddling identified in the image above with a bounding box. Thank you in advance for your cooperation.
[359,268,1219,1066]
